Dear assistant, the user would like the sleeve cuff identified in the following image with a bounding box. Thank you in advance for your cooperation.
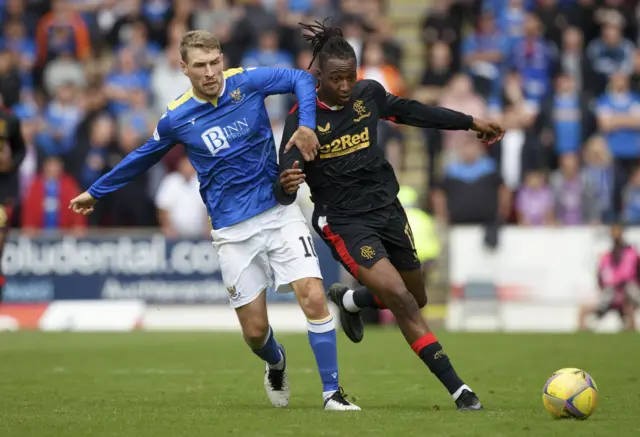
[87,186,101,200]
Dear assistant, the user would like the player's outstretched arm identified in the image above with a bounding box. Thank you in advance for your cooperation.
[70,113,175,215]
[368,79,505,144]
[247,67,319,161]
[273,114,305,205]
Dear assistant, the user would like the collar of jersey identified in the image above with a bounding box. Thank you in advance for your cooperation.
[191,76,227,107]
[316,97,343,111]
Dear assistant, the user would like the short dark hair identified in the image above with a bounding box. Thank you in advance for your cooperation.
[300,18,356,69]
[180,30,221,62]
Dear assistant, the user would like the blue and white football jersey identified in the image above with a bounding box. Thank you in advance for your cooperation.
[89,67,316,229]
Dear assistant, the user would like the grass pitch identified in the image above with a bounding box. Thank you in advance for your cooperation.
[0,329,637,436]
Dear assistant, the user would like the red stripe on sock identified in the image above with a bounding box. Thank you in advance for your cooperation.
[322,225,359,279]
[410,332,438,355]
[373,295,387,309]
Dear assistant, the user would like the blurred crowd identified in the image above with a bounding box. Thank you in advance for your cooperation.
[3,0,640,237]
[420,0,640,229]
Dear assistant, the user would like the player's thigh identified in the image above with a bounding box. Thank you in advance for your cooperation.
[0,203,9,253]
[214,235,271,310]
[312,214,387,282]
[267,220,324,291]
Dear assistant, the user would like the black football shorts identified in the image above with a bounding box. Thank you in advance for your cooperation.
[312,199,421,281]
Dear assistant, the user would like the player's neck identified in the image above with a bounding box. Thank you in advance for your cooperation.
[192,86,221,102]
[316,88,341,109]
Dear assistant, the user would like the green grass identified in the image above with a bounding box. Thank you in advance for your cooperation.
[0,329,637,436]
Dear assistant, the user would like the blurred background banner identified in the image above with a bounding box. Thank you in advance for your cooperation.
[1,232,341,305]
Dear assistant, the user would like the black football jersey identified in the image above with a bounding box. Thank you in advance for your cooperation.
[0,107,26,202]
[276,79,473,217]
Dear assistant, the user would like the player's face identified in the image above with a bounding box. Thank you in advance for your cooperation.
[318,57,357,105]
[182,48,224,99]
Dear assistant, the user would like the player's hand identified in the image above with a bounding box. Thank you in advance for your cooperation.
[279,161,305,194]
[69,191,97,216]
[470,118,505,145]
[284,126,320,161]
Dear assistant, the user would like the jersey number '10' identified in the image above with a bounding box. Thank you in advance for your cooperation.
[299,236,317,258]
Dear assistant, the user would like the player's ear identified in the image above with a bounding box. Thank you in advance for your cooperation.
[180,59,188,76]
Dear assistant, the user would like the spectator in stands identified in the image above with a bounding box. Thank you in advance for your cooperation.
[549,153,600,225]
[151,42,191,114]
[142,0,175,47]
[35,0,91,66]
[585,11,635,96]
[104,47,150,116]
[415,41,454,106]
[439,74,488,162]
[421,0,462,69]
[631,48,640,93]
[582,135,615,223]
[432,135,509,226]
[565,0,598,44]
[44,81,82,156]
[3,0,40,37]
[79,114,115,190]
[121,20,161,73]
[461,10,508,100]
[0,44,21,108]
[415,42,455,185]
[510,13,555,103]
[21,155,86,235]
[241,28,294,69]
[155,155,208,238]
[516,169,555,226]
[559,27,588,94]
[537,72,594,170]
[596,72,640,212]
[106,124,156,227]
[69,84,109,181]
[339,15,365,67]
[499,0,527,48]
[534,0,569,47]
[15,106,39,198]
[2,19,36,90]
[622,166,640,225]
[358,39,406,171]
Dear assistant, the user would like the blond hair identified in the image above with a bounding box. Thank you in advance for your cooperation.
[179,30,221,62]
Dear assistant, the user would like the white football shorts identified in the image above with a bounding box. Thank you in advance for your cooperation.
[210,203,323,309]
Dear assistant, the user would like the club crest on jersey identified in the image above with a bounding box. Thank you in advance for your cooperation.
[353,100,371,122]
[317,122,331,134]
[227,286,239,299]
[360,245,375,260]
[229,88,245,103]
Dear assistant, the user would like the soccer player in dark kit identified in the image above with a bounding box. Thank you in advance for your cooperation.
[0,105,25,302]
[274,20,505,411]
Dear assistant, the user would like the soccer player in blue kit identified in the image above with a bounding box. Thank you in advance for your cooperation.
[69,30,360,411]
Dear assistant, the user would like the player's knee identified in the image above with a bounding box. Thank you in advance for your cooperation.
[384,286,420,317]
[292,278,328,320]
[414,292,428,309]
[242,320,270,349]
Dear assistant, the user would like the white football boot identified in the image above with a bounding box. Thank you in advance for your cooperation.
[324,387,361,411]
[264,344,290,408]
